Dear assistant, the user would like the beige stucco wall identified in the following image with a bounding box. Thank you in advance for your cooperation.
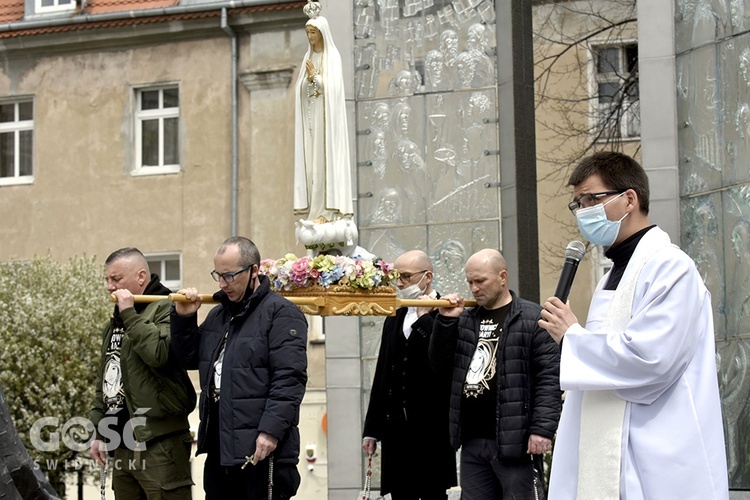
[533,0,641,321]
[1,37,231,289]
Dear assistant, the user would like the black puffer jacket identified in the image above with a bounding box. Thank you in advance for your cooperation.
[170,275,308,467]
[429,290,562,458]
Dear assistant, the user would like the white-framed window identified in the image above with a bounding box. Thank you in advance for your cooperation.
[34,0,75,14]
[590,43,640,140]
[145,253,182,291]
[134,86,180,175]
[0,99,34,187]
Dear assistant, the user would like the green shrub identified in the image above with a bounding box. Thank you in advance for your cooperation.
[0,255,110,493]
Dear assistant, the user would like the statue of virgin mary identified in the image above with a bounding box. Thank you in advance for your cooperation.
[293,5,353,223]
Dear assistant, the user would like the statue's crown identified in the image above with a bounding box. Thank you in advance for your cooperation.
[304,0,321,19]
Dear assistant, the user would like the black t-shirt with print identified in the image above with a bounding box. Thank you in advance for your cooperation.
[101,313,129,446]
[461,301,512,440]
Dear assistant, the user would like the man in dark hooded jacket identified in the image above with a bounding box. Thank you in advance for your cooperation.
[171,236,308,500]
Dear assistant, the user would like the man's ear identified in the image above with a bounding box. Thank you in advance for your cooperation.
[626,188,639,210]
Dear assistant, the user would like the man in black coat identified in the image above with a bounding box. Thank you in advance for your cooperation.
[170,237,308,500]
[429,249,561,500]
[362,250,457,499]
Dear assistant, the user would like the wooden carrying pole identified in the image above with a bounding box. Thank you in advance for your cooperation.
[111,294,476,310]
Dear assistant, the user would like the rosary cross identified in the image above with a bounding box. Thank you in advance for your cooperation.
[241,454,255,470]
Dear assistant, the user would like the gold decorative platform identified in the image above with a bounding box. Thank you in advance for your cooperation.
[277,284,398,316]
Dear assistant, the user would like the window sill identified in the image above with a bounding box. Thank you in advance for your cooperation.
[0,176,34,187]
[131,166,181,176]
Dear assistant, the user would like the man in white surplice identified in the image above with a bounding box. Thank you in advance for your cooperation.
[540,152,728,500]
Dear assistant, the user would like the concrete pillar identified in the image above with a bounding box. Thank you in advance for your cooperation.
[637,0,680,243]
[318,1,362,499]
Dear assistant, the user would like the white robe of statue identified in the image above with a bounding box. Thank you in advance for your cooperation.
[293,16,353,222]
[549,227,728,500]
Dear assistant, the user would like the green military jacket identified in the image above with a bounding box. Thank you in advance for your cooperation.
[90,289,196,445]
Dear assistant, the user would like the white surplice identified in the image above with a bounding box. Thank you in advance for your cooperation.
[549,227,728,500]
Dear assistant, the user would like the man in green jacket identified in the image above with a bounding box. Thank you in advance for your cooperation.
[89,247,196,499]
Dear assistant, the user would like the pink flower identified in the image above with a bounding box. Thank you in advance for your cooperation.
[377,260,393,274]
[292,257,310,274]
[290,257,311,287]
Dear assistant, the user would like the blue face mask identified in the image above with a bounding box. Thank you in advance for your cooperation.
[576,192,629,246]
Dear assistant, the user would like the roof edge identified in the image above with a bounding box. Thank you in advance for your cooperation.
[0,0,305,34]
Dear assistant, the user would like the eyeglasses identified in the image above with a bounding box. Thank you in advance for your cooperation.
[568,190,627,214]
[211,265,251,283]
[397,270,428,283]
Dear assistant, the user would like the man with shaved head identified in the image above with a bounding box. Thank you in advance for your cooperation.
[90,247,196,499]
[362,250,457,499]
[430,249,561,499]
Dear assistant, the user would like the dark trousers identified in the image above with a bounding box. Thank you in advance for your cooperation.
[381,431,451,500]
[388,488,448,500]
[203,401,300,500]
[459,438,544,500]
[203,452,300,500]
[111,431,194,500]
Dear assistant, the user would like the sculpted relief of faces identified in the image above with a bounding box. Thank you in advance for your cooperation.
[425,49,445,90]
[732,221,750,260]
[440,29,459,67]
[372,130,386,158]
[457,51,478,88]
[396,140,424,172]
[467,23,487,53]
[391,102,412,140]
[741,48,750,87]
[372,102,390,130]
[737,103,750,138]
[390,69,420,96]
[370,187,403,225]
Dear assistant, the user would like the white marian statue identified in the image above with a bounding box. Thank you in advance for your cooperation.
[293,1,360,257]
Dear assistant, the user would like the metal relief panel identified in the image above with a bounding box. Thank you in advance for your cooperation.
[428,221,500,298]
[677,46,723,195]
[725,186,750,339]
[681,194,726,340]
[729,0,750,34]
[676,0,745,49]
[355,5,500,489]
[354,1,497,98]
[717,338,750,486]
[360,316,387,359]
[721,34,750,187]
[359,226,428,263]
[425,89,499,223]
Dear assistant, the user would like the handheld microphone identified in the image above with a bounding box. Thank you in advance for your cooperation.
[554,241,586,303]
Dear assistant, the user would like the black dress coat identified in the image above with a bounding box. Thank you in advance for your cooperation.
[363,305,457,496]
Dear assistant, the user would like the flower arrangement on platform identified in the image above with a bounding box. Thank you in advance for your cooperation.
[259,254,399,292]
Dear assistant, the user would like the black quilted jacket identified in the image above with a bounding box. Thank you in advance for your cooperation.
[429,290,562,458]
